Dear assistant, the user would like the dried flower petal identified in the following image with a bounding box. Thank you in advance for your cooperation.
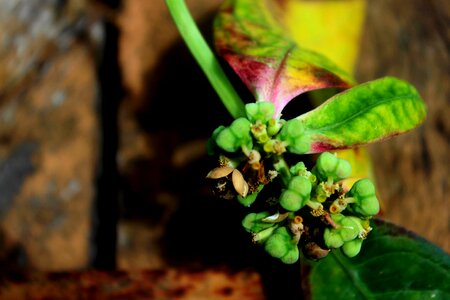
[232,169,249,197]
[206,166,235,179]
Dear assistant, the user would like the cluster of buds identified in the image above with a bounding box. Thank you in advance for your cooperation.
[206,102,380,263]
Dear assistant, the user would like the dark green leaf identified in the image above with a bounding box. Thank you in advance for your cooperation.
[306,219,450,300]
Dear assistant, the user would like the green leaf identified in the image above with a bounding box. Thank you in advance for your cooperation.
[307,219,450,300]
[213,0,355,117]
[297,77,427,153]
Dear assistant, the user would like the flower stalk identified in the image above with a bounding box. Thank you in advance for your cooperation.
[165,0,245,118]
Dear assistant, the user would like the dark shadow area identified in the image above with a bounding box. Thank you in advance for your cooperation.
[119,12,305,299]
[134,13,256,270]
[90,0,123,271]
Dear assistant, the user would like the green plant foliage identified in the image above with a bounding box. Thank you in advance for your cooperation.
[308,220,450,299]
[165,5,443,297]
[298,77,427,153]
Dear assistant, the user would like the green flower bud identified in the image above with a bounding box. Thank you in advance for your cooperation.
[264,227,291,258]
[347,179,380,217]
[290,163,316,185]
[338,217,360,242]
[315,152,352,181]
[290,162,307,176]
[329,213,346,223]
[242,212,273,233]
[265,233,288,258]
[281,246,300,264]
[279,119,302,138]
[263,227,301,264]
[215,118,253,152]
[215,128,239,152]
[335,159,352,180]
[279,190,304,212]
[288,176,312,198]
[229,118,251,138]
[245,102,275,124]
[316,152,338,175]
[278,119,310,154]
[342,238,363,258]
[354,195,380,217]
[324,228,344,248]
[349,178,375,197]
[206,126,225,155]
[287,136,310,155]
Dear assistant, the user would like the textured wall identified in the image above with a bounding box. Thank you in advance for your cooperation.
[0,0,98,270]
[0,0,448,274]
[356,0,449,252]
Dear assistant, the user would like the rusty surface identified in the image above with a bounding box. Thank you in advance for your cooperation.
[0,268,265,300]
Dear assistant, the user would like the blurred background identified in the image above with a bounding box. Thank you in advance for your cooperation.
[0,0,448,295]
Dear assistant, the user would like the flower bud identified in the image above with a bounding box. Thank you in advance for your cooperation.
[342,238,363,258]
[215,118,253,153]
[242,212,273,233]
[315,152,352,181]
[278,119,310,154]
[264,227,290,258]
[206,126,225,155]
[287,136,310,155]
[281,247,299,264]
[335,159,352,180]
[288,176,312,197]
[264,227,300,264]
[245,102,275,124]
[338,217,360,242]
[316,152,337,175]
[347,179,380,217]
[279,190,303,212]
[230,118,252,139]
[215,127,239,152]
[324,228,344,248]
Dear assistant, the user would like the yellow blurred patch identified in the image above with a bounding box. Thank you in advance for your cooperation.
[283,0,367,75]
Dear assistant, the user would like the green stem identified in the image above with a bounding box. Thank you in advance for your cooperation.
[272,156,291,186]
[305,200,323,211]
[165,0,246,118]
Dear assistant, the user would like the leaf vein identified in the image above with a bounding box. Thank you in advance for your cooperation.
[302,93,422,135]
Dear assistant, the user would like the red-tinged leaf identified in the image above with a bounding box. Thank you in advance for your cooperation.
[298,77,427,153]
[214,0,355,117]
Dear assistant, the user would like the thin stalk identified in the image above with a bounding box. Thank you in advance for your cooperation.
[165,0,246,118]
[272,156,292,186]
